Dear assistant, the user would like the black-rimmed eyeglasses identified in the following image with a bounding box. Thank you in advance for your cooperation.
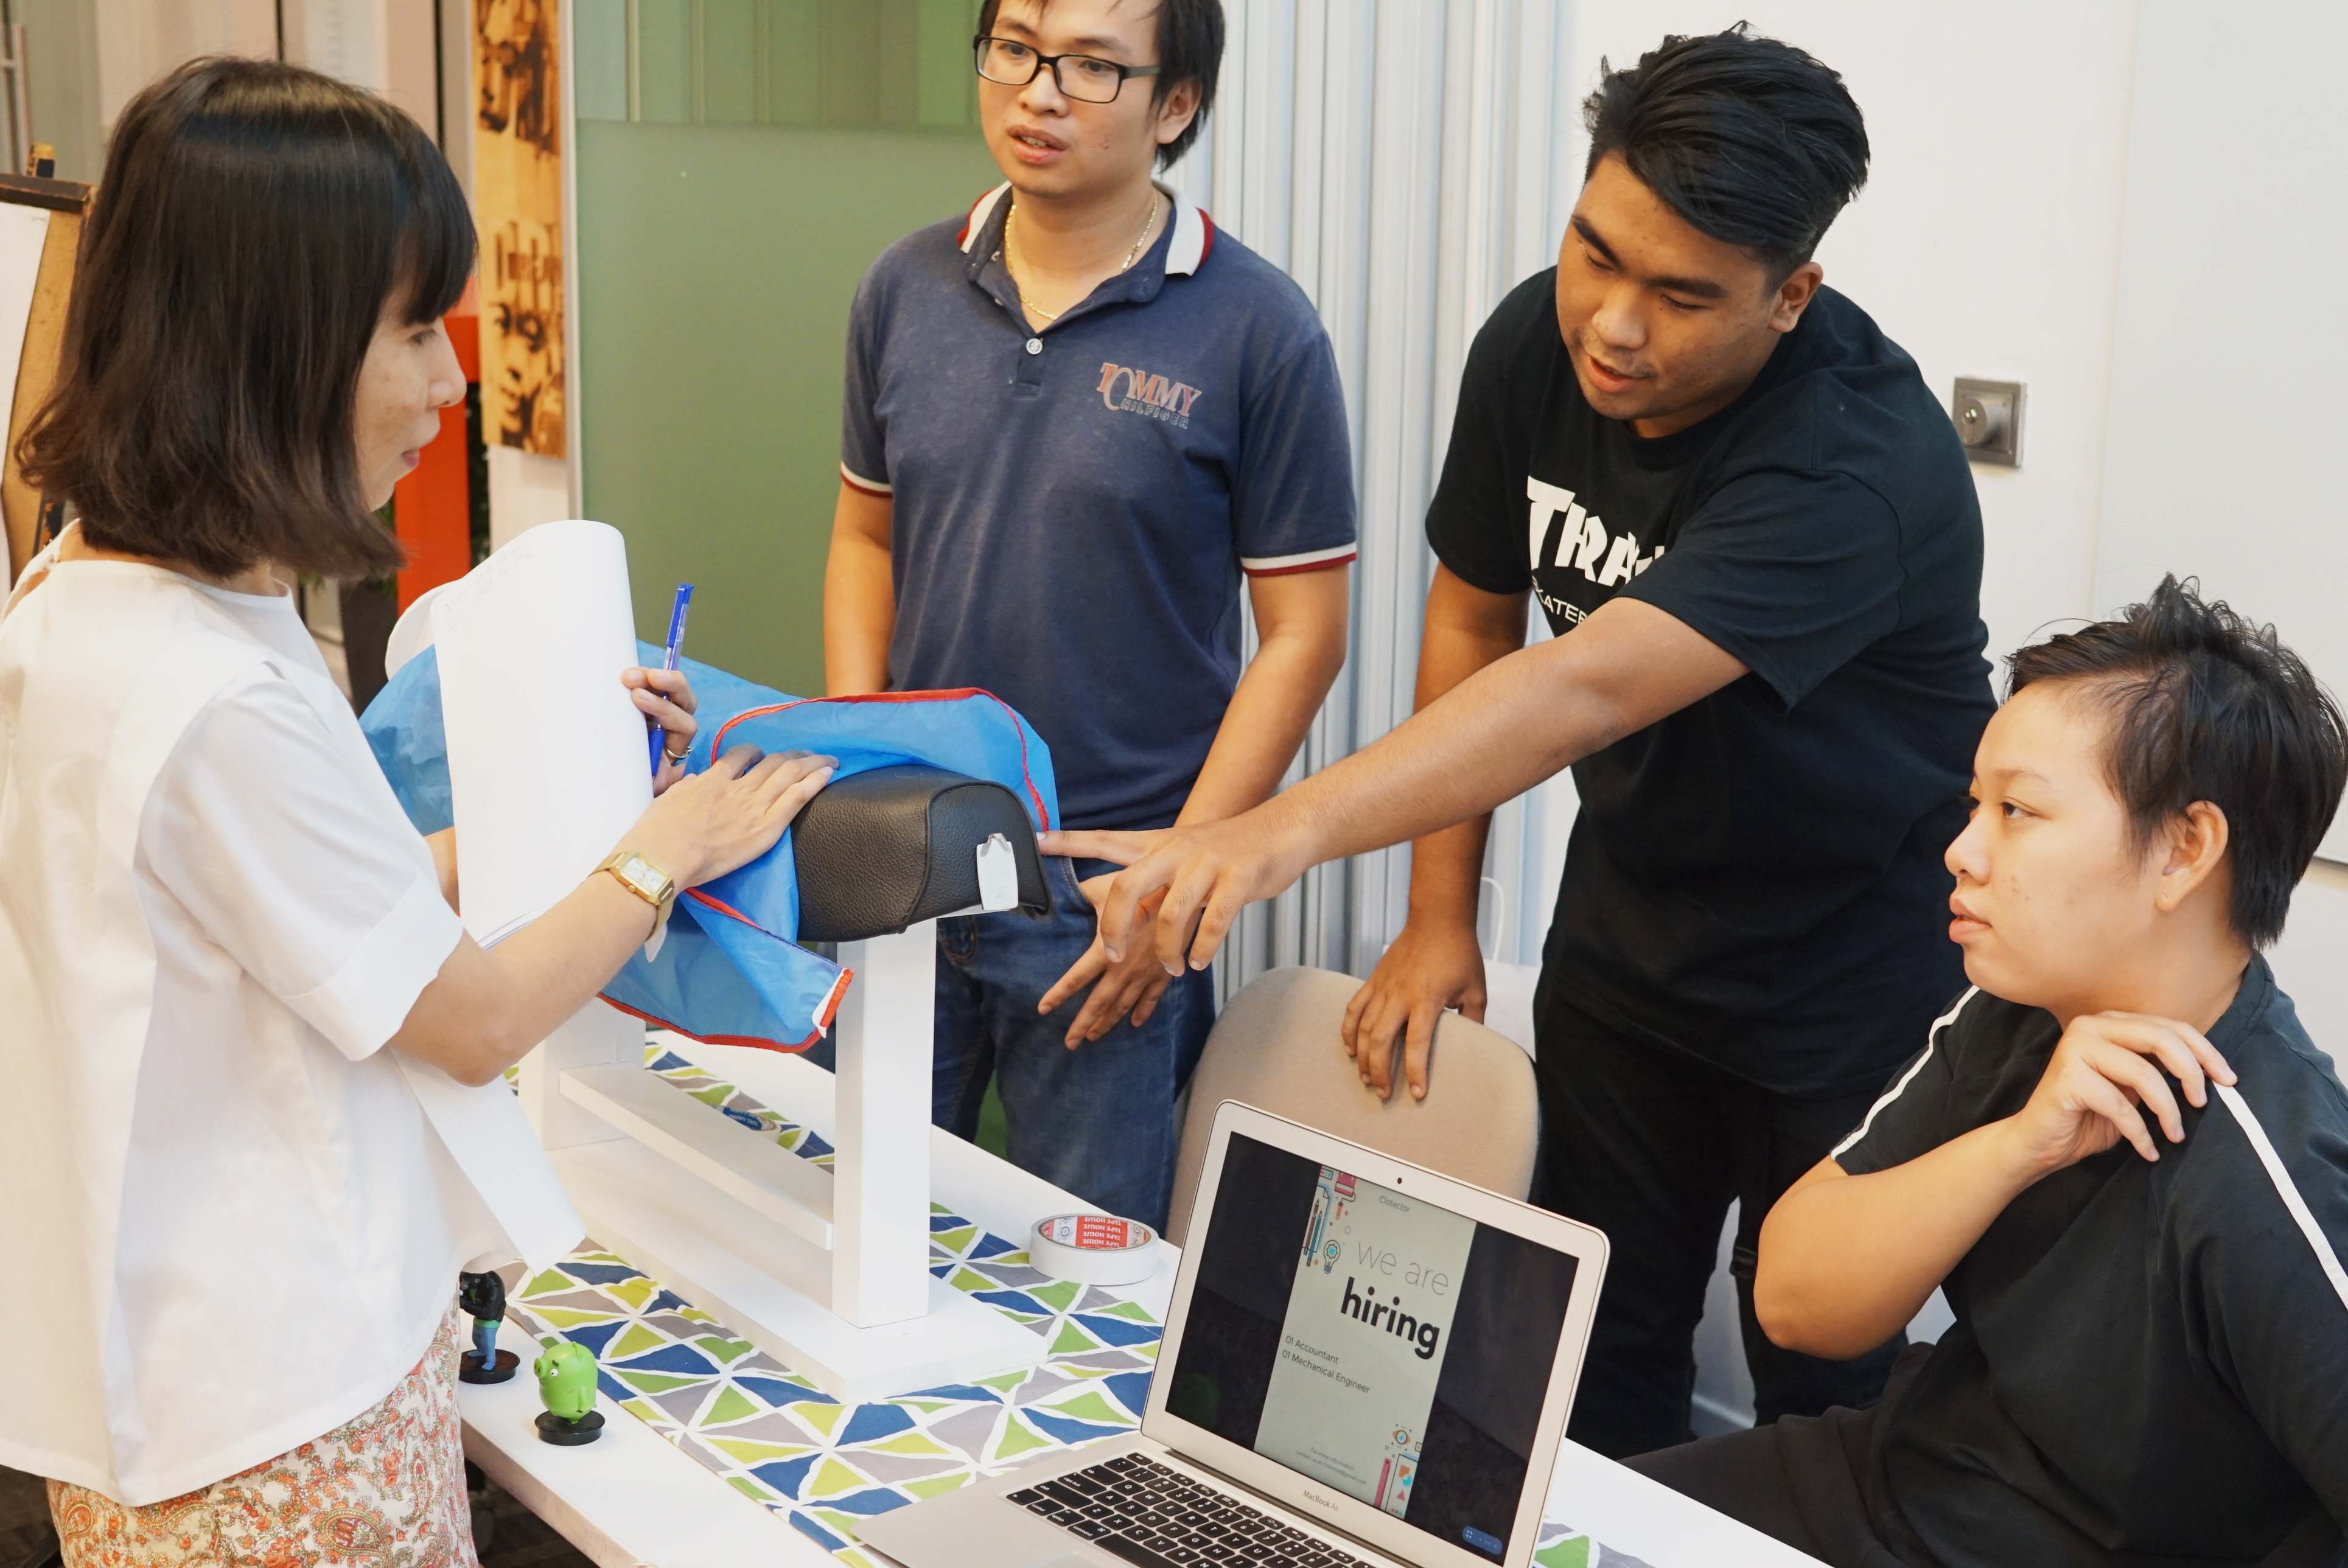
[973,35,1160,104]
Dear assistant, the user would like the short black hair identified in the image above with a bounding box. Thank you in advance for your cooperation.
[19,57,473,582]
[2008,576,2348,949]
[977,0,1222,169]
[1583,25,1869,278]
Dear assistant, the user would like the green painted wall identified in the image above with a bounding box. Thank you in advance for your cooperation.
[18,0,104,182]
[574,0,996,693]
[575,0,982,129]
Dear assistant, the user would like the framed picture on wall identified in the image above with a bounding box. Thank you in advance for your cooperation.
[474,0,565,458]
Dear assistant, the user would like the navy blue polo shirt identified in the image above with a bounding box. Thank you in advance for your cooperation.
[840,183,1357,831]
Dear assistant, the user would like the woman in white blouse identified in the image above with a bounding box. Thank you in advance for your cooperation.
[0,58,831,1566]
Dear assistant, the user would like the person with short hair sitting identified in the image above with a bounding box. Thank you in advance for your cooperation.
[1630,576,2348,1567]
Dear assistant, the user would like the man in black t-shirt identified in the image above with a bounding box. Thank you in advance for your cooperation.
[1050,29,1996,1454]
[1632,580,2348,1568]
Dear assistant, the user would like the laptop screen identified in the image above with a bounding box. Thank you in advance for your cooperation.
[1162,1132,1581,1563]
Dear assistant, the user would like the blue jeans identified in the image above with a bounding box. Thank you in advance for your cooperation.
[932,855,1215,1230]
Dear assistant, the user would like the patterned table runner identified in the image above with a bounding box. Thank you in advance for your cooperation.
[495,1045,1646,1567]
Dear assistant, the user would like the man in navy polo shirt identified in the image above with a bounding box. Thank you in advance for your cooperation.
[823,0,1355,1231]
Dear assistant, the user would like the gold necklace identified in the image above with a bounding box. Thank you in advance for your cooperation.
[1010,189,1160,322]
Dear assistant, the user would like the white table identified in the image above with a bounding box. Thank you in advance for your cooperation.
[459,1085,1822,1568]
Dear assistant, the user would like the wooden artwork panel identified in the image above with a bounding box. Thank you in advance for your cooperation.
[475,0,567,459]
[2,201,80,585]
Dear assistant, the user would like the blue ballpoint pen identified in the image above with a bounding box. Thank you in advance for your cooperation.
[651,584,695,775]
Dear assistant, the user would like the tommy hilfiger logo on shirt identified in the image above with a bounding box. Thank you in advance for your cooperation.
[1100,361,1203,427]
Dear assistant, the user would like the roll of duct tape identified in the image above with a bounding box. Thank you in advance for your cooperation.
[1029,1213,1158,1286]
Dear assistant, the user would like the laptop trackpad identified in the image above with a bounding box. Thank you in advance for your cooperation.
[860,1485,1122,1568]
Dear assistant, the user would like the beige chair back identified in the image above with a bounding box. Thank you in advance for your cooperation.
[1165,966,1540,1246]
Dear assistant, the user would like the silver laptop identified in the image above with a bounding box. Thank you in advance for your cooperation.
[862,1101,1609,1568]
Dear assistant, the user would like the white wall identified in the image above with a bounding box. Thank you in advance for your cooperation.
[90,0,278,130]
[279,0,386,92]
[2094,0,2348,866]
[2088,0,2348,1051]
[2091,0,2348,1070]
[276,0,441,128]
[56,0,441,169]
[382,0,440,132]
[2076,0,2348,1045]
[488,448,576,549]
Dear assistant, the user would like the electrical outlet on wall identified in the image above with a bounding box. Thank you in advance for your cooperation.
[1952,377,2025,467]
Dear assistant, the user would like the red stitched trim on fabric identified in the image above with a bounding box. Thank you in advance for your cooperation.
[708,688,1050,831]
[1243,551,1356,578]
[684,886,773,930]
[814,967,853,1032]
[597,994,823,1054]
[1198,210,1217,267]
[973,688,1052,831]
[601,891,849,1051]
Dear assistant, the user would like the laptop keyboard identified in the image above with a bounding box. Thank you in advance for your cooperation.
[1007,1452,1372,1567]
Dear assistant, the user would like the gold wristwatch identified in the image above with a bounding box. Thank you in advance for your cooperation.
[596,848,678,935]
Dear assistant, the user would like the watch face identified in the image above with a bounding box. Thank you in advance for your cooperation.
[613,854,668,900]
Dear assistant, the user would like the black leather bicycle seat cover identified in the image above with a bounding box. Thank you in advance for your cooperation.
[791,764,1052,943]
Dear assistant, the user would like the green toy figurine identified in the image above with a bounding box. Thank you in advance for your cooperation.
[532,1339,605,1446]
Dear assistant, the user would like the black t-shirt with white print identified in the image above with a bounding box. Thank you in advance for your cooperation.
[1836,958,2348,1567]
[1426,273,1996,1096]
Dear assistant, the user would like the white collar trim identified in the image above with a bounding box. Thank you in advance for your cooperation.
[959,183,1013,253]
[1162,184,1207,276]
[960,180,1210,277]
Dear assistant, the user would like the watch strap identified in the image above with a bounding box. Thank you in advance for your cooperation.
[596,848,678,932]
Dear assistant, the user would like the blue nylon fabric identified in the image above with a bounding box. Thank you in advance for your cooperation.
[358,643,1058,1050]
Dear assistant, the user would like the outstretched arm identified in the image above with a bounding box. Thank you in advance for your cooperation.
[1040,563,1350,1045]
[1046,594,1745,976]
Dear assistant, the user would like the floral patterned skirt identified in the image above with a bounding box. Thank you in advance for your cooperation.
[47,1305,478,1568]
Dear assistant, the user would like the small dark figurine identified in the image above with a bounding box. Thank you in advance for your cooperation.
[457,1270,519,1384]
[533,1340,605,1445]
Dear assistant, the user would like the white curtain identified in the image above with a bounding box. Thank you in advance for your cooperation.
[1164,0,1582,999]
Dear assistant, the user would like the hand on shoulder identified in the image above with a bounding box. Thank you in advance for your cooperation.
[2003,1011,2237,1175]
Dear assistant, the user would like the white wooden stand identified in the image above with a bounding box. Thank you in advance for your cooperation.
[520,894,1043,1401]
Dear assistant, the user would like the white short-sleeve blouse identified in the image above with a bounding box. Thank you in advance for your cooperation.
[0,543,581,1505]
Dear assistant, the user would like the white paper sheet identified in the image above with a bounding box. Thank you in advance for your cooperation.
[393,1050,584,1271]
[433,520,650,947]
[0,204,48,436]
[382,579,453,679]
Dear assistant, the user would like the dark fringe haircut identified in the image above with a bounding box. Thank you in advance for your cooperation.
[18,56,474,582]
[2008,576,2348,948]
[1584,24,1869,279]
